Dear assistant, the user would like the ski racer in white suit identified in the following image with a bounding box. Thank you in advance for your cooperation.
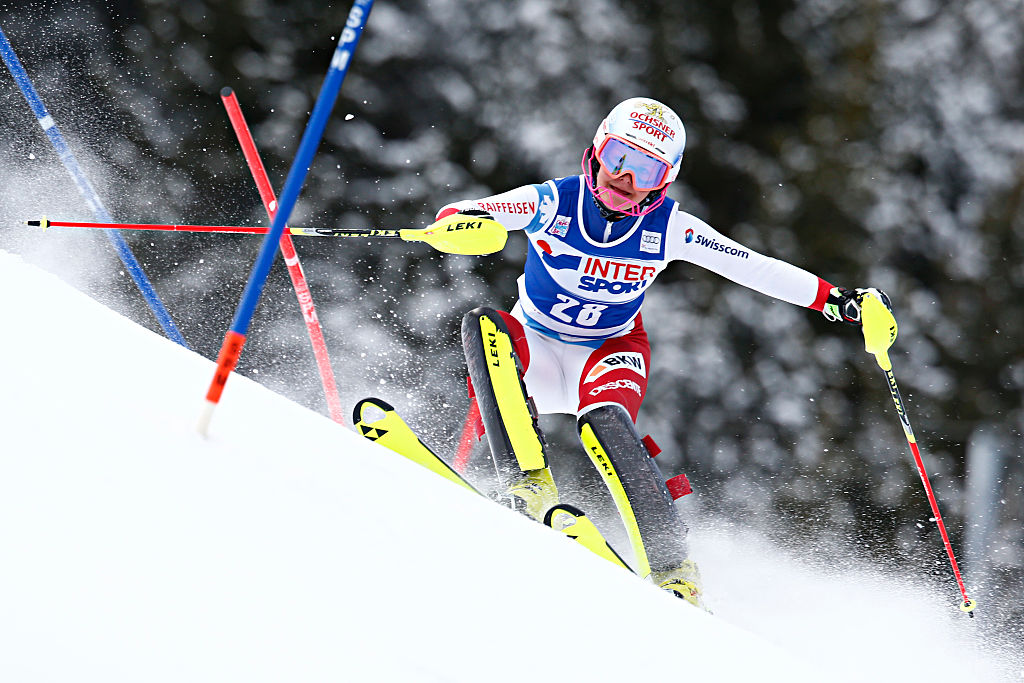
[439,97,889,609]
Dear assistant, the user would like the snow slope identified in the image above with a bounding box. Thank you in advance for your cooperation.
[0,250,1015,682]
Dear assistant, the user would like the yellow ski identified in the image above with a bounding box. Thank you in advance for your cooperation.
[544,504,633,572]
[353,397,634,574]
[353,397,475,493]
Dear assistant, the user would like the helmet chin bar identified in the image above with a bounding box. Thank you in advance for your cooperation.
[594,185,647,215]
[582,147,667,220]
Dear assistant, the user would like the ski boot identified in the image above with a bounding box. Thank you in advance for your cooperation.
[507,466,559,522]
[650,559,706,610]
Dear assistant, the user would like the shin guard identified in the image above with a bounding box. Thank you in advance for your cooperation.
[462,307,548,489]
[577,404,688,577]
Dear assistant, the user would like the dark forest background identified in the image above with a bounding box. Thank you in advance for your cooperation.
[1,0,1021,635]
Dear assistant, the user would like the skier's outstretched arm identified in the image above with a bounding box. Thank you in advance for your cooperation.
[665,209,893,325]
[435,182,556,234]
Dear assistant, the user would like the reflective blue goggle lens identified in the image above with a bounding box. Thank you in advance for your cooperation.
[596,137,670,190]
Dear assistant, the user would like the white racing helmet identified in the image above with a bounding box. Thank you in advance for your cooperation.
[582,97,686,217]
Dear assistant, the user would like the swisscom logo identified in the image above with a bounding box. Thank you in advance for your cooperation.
[686,229,749,259]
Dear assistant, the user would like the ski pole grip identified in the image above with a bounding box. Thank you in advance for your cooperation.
[860,289,897,370]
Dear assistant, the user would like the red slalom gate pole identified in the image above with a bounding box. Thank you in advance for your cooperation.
[198,0,372,437]
[453,396,483,474]
[220,87,345,425]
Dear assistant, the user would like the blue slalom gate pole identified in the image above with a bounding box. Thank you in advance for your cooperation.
[199,0,374,435]
[0,24,189,348]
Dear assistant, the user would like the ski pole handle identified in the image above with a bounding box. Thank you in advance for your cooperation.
[860,288,898,371]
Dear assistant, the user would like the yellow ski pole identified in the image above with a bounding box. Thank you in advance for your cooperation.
[860,289,976,616]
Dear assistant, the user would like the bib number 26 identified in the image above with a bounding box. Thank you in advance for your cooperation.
[549,295,607,327]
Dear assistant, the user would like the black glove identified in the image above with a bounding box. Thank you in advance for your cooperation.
[457,208,495,220]
[822,287,862,325]
[435,206,495,222]
[822,287,882,325]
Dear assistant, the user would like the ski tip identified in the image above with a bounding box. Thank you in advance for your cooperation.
[220,86,234,98]
[352,397,395,425]
[543,503,586,528]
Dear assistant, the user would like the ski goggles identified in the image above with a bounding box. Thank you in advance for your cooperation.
[595,136,672,191]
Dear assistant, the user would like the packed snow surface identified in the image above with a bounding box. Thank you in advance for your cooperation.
[0,251,1015,682]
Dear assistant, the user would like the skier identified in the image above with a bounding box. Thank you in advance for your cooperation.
[436,97,890,609]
